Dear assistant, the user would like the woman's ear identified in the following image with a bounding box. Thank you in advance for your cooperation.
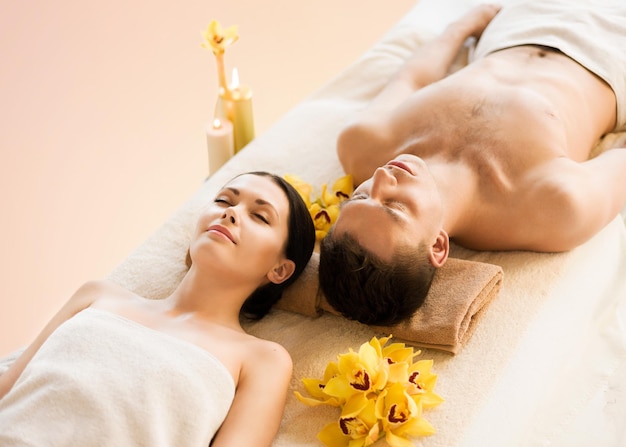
[429,229,450,268]
[267,259,296,284]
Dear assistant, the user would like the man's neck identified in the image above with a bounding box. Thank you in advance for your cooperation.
[427,158,478,238]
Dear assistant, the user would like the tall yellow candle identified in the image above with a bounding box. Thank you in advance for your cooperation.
[206,118,234,175]
[215,68,255,153]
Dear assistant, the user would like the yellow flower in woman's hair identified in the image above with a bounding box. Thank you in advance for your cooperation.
[321,174,353,207]
[375,383,436,447]
[318,397,380,447]
[283,174,312,208]
[201,20,239,55]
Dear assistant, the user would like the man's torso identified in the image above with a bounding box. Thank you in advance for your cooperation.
[390,45,617,249]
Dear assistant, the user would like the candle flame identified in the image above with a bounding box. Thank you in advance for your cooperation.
[212,118,222,129]
[230,67,240,89]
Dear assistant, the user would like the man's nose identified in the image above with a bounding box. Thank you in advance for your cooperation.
[370,166,397,199]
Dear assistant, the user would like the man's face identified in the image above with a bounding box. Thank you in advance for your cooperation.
[332,154,443,261]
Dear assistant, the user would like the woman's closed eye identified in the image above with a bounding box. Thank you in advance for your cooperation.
[252,212,270,224]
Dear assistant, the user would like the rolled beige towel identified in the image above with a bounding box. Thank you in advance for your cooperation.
[278,252,503,354]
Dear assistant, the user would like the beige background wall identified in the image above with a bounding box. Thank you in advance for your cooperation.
[0,0,415,356]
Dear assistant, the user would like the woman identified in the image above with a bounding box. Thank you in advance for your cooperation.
[0,171,316,446]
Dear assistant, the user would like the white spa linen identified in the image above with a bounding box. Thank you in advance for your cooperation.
[0,308,235,446]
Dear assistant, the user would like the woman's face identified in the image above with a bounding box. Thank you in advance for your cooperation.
[190,174,293,287]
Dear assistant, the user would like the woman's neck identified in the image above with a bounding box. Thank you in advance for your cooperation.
[163,267,251,331]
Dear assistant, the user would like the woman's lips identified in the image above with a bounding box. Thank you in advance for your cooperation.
[207,225,236,244]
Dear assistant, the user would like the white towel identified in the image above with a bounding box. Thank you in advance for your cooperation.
[0,308,235,447]
[473,0,626,131]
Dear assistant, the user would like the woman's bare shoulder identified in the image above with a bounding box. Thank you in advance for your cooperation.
[241,334,292,374]
[77,280,138,305]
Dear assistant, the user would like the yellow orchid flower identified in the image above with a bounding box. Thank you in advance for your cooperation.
[406,360,445,408]
[382,340,419,365]
[321,174,353,206]
[310,203,333,241]
[361,336,414,385]
[296,336,442,446]
[375,383,436,446]
[294,362,342,407]
[283,174,313,208]
[325,204,340,226]
[318,398,380,447]
[201,20,239,92]
[325,341,389,398]
[201,20,239,55]
[282,174,354,240]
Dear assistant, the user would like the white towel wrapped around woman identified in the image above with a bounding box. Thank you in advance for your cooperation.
[0,308,235,447]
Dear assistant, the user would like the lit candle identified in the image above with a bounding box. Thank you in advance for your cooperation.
[206,118,234,175]
[215,67,255,153]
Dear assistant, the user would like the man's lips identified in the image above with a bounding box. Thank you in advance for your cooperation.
[386,160,414,175]
[207,224,236,244]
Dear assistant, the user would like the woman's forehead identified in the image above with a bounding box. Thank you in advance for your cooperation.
[223,174,288,207]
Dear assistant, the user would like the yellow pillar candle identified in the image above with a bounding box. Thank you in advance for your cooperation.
[215,68,255,153]
[206,118,234,175]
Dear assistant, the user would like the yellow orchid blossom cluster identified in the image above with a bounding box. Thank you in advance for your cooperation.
[284,174,353,241]
[201,20,239,93]
[295,335,443,447]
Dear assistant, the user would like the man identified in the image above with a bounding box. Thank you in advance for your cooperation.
[318,1,626,325]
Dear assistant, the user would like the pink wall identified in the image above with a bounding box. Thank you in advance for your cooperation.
[0,0,415,356]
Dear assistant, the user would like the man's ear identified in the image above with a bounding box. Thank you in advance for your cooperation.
[267,259,296,285]
[429,229,450,268]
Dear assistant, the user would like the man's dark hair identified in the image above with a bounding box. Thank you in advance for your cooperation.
[319,228,436,325]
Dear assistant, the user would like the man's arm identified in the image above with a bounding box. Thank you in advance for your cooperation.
[337,4,501,183]
[565,148,626,247]
[523,148,626,252]
[362,3,501,117]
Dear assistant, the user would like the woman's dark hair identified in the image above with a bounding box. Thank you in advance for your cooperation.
[235,172,316,319]
[319,228,436,325]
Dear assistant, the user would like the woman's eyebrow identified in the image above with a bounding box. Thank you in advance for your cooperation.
[222,186,279,218]
[254,198,280,219]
